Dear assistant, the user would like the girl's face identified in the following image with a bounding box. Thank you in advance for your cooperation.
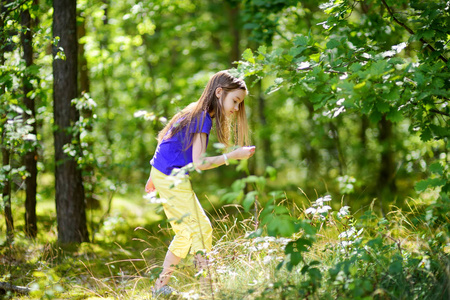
[216,88,246,117]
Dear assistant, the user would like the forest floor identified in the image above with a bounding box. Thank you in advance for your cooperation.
[1,189,449,299]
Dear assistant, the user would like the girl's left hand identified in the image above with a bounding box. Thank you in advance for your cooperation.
[229,146,256,160]
[145,177,156,193]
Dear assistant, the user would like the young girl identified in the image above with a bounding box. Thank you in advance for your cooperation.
[145,70,255,296]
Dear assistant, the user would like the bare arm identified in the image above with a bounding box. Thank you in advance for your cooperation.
[192,133,255,171]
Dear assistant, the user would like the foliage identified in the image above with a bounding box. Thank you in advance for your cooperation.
[1,171,449,299]
[235,0,449,205]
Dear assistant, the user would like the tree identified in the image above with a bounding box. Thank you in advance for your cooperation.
[235,0,449,207]
[21,1,37,238]
[1,0,15,244]
[53,0,89,243]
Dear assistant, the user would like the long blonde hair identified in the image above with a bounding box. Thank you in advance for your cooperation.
[157,70,249,148]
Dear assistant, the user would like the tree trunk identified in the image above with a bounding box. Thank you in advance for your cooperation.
[358,114,369,176]
[228,2,240,65]
[1,131,13,242]
[329,121,346,176]
[53,0,89,243]
[377,115,397,213]
[301,99,319,180]
[21,6,38,238]
[1,0,14,244]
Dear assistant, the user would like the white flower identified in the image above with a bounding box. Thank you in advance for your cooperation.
[263,255,274,265]
[257,242,270,250]
[276,238,291,245]
[340,240,353,247]
[317,205,331,213]
[315,195,332,206]
[392,42,407,53]
[305,207,317,214]
[254,237,264,243]
[143,192,167,204]
[180,290,201,300]
[338,227,363,239]
[337,206,350,218]
[264,236,276,242]
[248,246,257,252]
[338,227,356,239]
[418,257,430,270]
[298,61,310,70]
[133,110,147,118]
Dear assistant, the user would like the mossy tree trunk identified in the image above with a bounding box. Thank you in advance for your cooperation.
[53,0,89,243]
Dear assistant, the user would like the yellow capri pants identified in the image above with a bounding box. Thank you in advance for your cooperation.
[151,167,213,259]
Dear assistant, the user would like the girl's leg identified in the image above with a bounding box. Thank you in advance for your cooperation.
[154,250,182,290]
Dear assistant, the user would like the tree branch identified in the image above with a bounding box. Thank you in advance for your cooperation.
[1,0,29,19]
[380,0,448,64]
[429,109,450,117]
[0,282,30,295]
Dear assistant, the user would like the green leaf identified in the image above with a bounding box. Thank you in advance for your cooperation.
[285,238,313,259]
[26,65,41,76]
[326,39,340,49]
[286,252,302,271]
[389,260,403,274]
[422,30,435,39]
[349,62,362,72]
[415,178,446,192]
[414,72,426,86]
[376,101,390,113]
[369,60,388,76]
[265,166,277,180]
[231,179,246,192]
[386,108,403,123]
[420,127,433,142]
[354,81,366,90]
[429,178,446,187]
[430,124,449,138]
[310,53,321,62]
[242,48,255,64]
[297,220,317,236]
[289,46,306,57]
[369,110,382,123]
[220,191,244,203]
[388,57,404,65]
[293,35,308,46]
[268,190,285,200]
[261,207,296,237]
[429,163,444,175]
[242,191,258,212]
[415,180,429,192]
[258,45,267,54]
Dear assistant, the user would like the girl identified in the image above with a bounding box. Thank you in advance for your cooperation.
[145,70,255,296]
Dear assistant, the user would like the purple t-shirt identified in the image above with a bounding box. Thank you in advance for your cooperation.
[150,111,213,175]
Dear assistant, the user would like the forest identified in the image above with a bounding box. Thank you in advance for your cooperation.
[1,0,449,299]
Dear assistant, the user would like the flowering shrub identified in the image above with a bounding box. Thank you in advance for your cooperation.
[211,187,450,299]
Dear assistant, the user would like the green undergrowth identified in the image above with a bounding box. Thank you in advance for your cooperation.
[1,189,449,299]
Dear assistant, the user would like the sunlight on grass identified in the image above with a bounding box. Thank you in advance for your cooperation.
[2,188,449,299]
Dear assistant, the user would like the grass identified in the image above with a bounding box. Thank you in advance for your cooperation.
[1,186,449,299]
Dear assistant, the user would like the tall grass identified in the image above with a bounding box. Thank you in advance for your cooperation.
[1,191,449,299]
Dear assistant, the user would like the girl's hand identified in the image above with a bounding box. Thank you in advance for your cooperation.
[145,177,156,193]
[229,146,256,160]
